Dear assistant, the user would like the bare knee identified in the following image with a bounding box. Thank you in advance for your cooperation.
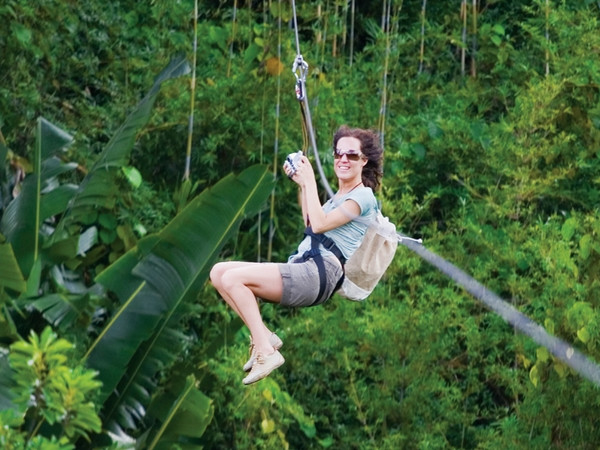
[219,269,242,293]
[210,261,246,292]
[209,262,227,289]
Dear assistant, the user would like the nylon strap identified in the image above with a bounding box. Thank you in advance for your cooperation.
[296,227,346,305]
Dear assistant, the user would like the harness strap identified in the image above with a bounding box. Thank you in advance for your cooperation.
[304,227,346,266]
[298,227,346,305]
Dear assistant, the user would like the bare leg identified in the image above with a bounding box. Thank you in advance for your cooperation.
[210,262,265,327]
[210,261,283,355]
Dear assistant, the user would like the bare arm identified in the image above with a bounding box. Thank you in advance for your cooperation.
[286,156,360,233]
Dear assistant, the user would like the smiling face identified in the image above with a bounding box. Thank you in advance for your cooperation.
[334,136,367,184]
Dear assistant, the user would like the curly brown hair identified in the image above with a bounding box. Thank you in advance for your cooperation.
[332,125,384,191]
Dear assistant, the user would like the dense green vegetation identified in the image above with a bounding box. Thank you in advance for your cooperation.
[1,0,600,448]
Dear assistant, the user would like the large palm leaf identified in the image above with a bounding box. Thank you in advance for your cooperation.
[84,164,274,435]
[138,374,214,450]
[0,243,26,294]
[0,119,74,278]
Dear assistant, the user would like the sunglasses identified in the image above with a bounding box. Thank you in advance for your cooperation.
[333,149,365,161]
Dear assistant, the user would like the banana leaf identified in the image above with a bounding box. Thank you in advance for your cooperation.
[85,164,274,434]
[0,119,74,278]
[52,54,190,234]
[0,243,26,294]
[28,292,93,331]
[137,374,213,450]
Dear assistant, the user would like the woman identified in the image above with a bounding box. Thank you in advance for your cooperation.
[210,125,383,385]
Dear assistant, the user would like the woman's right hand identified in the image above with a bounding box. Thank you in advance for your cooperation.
[289,155,316,188]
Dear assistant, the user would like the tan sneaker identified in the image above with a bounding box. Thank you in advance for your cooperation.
[243,333,283,372]
[242,350,285,385]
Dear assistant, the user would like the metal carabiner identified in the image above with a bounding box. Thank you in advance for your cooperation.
[292,54,309,101]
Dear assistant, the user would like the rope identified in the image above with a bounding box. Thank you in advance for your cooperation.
[290,0,335,199]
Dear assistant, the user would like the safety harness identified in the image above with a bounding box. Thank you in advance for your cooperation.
[295,227,346,305]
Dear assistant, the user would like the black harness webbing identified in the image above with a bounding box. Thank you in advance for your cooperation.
[297,227,346,305]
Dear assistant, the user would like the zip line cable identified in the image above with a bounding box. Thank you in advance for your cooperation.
[401,238,600,386]
[287,0,600,387]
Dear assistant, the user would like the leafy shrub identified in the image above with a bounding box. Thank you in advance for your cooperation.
[1,327,101,448]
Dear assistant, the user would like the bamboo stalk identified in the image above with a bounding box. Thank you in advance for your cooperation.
[183,0,198,181]
[418,0,427,74]
[227,0,238,78]
[319,1,329,70]
[461,0,467,77]
[267,0,282,261]
[381,1,403,153]
[332,1,338,57]
[341,0,348,56]
[378,0,392,148]
[349,0,355,67]
[316,3,322,44]
[257,80,266,262]
[545,0,550,76]
[248,0,253,49]
[471,0,477,78]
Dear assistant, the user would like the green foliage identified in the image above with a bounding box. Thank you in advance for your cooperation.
[202,331,325,449]
[2,0,600,448]
[2,326,101,447]
[0,50,273,448]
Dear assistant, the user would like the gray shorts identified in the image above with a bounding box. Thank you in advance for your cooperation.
[278,254,344,307]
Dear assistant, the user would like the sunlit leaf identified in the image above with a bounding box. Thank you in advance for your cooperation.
[529,365,540,387]
[577,327,590,344]
[536,347,549,363]
[561,218,577,241]
[122,166,143,188]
